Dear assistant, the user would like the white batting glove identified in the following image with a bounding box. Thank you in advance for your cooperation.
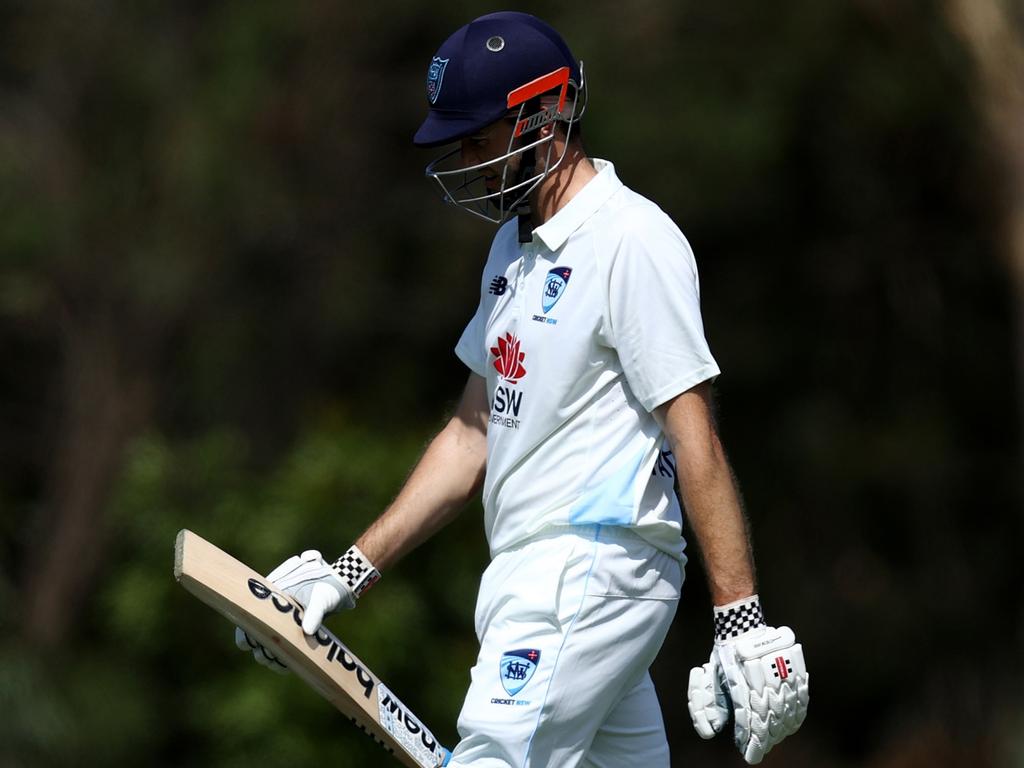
[687,659,729,737]
[687,596,809,765]
[235,545,380,670]
[234,624,290,673]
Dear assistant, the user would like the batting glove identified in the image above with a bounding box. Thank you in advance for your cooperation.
[687,595,809,765]
[235,546,380,671]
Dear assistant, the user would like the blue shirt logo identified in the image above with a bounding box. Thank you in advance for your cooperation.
[542,266,572,313]
[499,648,541,696]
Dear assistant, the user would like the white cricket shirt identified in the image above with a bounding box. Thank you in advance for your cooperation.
[455,160,720,559]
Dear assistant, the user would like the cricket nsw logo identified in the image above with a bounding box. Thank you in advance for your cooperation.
[542,266,572,313]
[490,332,526,384]
[500,648,541,696]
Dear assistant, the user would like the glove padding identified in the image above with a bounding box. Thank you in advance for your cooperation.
[688,625,809,764]
[234,626,289,673]
[235,549,356,671]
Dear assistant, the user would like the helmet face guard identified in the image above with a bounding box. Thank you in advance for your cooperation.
[424,63,587,226]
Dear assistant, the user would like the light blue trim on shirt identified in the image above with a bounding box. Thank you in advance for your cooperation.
[568,448,646,526]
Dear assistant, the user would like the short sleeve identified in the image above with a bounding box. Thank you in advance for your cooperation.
[455,296,488,377]
[455,220,519,378]
[605,208,720,412]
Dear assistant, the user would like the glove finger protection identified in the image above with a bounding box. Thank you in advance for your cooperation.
[687,660,729,739]
[234,627,288,674]
[719,625,808,764]
[252,641,290,674]
[716,636,760,762]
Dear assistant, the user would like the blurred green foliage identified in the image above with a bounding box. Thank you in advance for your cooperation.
[0,1,1020,766]
[2,420,487,766]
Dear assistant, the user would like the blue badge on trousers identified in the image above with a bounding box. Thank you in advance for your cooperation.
[500,648,541,696]
[542,267,572,313]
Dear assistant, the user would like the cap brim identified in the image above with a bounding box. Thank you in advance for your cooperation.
[413,111,484,148]
[413,104,511,148]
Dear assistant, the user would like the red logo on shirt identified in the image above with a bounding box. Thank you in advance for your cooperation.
[490,333,527,384]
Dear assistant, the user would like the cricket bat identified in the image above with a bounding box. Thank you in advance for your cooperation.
[174,529,451,768]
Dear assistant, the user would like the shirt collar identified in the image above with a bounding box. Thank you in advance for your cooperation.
[532,159,622,252]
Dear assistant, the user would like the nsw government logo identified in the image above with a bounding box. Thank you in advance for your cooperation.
[490,333,526,430]
[491,332,526,383]
[491,648,541,706]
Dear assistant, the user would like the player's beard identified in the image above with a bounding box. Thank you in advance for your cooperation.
[493,186,524,217]
[489,155,530,217]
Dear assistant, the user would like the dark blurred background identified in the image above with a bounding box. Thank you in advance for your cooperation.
[1,0,1021,766]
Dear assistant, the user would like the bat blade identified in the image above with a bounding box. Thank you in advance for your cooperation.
[174,529,450,768]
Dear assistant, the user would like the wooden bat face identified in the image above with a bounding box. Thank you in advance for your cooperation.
[174,529,450,768]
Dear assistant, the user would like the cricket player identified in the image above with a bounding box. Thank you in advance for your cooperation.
[237,11,809,767]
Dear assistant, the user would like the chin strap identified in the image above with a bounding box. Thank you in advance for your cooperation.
[515,143,536,243]
[517,205,533,243]
[515,96,542,244]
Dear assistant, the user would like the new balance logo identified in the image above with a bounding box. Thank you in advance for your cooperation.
[489,276,508,295]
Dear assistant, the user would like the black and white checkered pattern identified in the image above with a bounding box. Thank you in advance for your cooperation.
[332,545,381,598]
[714,596,765,641]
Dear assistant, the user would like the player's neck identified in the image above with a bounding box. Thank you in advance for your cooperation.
[530,146,596,227]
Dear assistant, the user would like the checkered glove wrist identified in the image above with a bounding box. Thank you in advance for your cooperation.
[331,545,381,599]
[713,595,766,641]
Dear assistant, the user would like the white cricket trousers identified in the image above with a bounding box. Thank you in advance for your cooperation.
[447,524,684,768]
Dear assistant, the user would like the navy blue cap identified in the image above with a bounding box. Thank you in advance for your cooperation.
[414,12,580,148]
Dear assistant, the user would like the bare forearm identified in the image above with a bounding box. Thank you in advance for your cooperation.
[656,383,756,606]
[356,417,485,571]
[675,432,756,604]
